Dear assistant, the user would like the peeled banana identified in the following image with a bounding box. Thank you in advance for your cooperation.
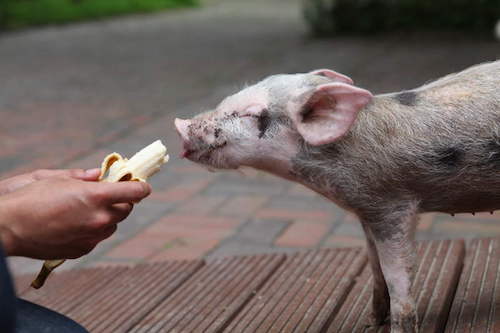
[31,140,169,289]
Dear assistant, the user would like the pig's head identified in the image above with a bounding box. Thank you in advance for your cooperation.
[175,69,372,177]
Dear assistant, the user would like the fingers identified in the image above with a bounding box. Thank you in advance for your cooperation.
[80,168,101,181]
[0,175,33,195]
[97,224,118,241]
[92,181,152,205]
[32,168,101,181]
[108,203,134,223]
[0,169,101,196]
[87,204,133,230]
[32,169,81,180]
[76,224,117,258]
[66,221,119,259]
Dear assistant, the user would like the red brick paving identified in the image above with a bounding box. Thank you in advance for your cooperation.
[104,213,240,262]
[216,195,269,217]
[150,215,242,231]
[417,213,437,231]
[287,183,318,197]
[148,179,212,203]
[176,195,227,214]
[64,150,110,170]
[275,221,330,248]
[256,208,333,222]
[106,234,168,260]
[342,213,360,224]
[148,238,221,261]
[434,219,500,236]
[322,235,366,248]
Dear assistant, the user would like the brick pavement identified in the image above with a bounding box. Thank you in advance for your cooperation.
[2,0,500,275]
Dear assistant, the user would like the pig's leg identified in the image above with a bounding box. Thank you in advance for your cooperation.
[366,209,418,333]
[361,223,390,326]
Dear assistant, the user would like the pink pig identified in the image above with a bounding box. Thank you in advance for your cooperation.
[175,61,500,333]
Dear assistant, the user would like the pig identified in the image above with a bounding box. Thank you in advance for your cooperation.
[174,60,500,333]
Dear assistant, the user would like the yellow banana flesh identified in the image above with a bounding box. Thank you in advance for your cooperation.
[99,140,169,182]
[31,140,169,289]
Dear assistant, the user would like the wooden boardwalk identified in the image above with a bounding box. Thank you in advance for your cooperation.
[14,238,500,332]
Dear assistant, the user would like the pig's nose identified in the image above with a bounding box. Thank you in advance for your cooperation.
[174,118,194,158]
[174,118,191,140]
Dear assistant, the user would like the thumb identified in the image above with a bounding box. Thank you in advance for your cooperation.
[80,168,101,181]
[96,181,152,205]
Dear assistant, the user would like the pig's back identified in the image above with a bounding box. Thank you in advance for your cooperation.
[334,61,500,213]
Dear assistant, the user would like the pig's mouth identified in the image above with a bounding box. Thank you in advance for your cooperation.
[182,142,237,170]
[181,142,222,160]
[180,147,196,159]
[179,141,234,169]
[175,117,237,170]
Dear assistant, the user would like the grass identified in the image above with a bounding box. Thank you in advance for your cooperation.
[0,0,198,30]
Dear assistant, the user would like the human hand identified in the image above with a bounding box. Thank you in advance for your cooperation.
[0,168,101,196]
[0,177,151,259]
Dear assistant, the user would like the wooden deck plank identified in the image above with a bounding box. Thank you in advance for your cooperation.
[132,257,236,333]
[223,247,366,333]
[445,238,500,333]
[162,257,248,332]
[326,243,427,333]
[223,252,310,332]
[18,261,202,333]
[275,250,341,332]
[253,251,337,333]
[19,266,129,313]
[326,243,420,333]
[83,263,179,332]
[79,260,202,333]
[14,238,500,333]
[13,274,37,296]
[298,249,366,333]
[327,265,373,333]
[131,257,241,333]
[324,239,464,333]
[128,253,285,333]
[184,255,283,332]
[418,240,464,332]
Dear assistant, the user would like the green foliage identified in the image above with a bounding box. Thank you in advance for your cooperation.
[303,0,500,36]
[0,0,198,29]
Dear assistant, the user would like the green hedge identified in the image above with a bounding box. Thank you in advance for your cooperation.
[0,0,198,29]
[303,0,500,36]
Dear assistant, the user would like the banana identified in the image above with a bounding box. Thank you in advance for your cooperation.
[31,140,169,289]
[99,140,169,182]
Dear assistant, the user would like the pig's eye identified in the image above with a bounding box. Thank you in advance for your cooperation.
[257,109,271,138]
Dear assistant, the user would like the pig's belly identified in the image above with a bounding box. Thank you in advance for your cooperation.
[420,189,500,214]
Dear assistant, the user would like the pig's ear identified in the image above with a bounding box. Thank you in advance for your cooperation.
[291,82,372,146]
[309,69,353,85]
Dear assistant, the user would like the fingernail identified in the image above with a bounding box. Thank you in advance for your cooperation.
[141,182,152,195]
[85,168,101,176]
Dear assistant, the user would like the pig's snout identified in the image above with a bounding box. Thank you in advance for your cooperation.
[175,118,190,139]
[174,118,194,158]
